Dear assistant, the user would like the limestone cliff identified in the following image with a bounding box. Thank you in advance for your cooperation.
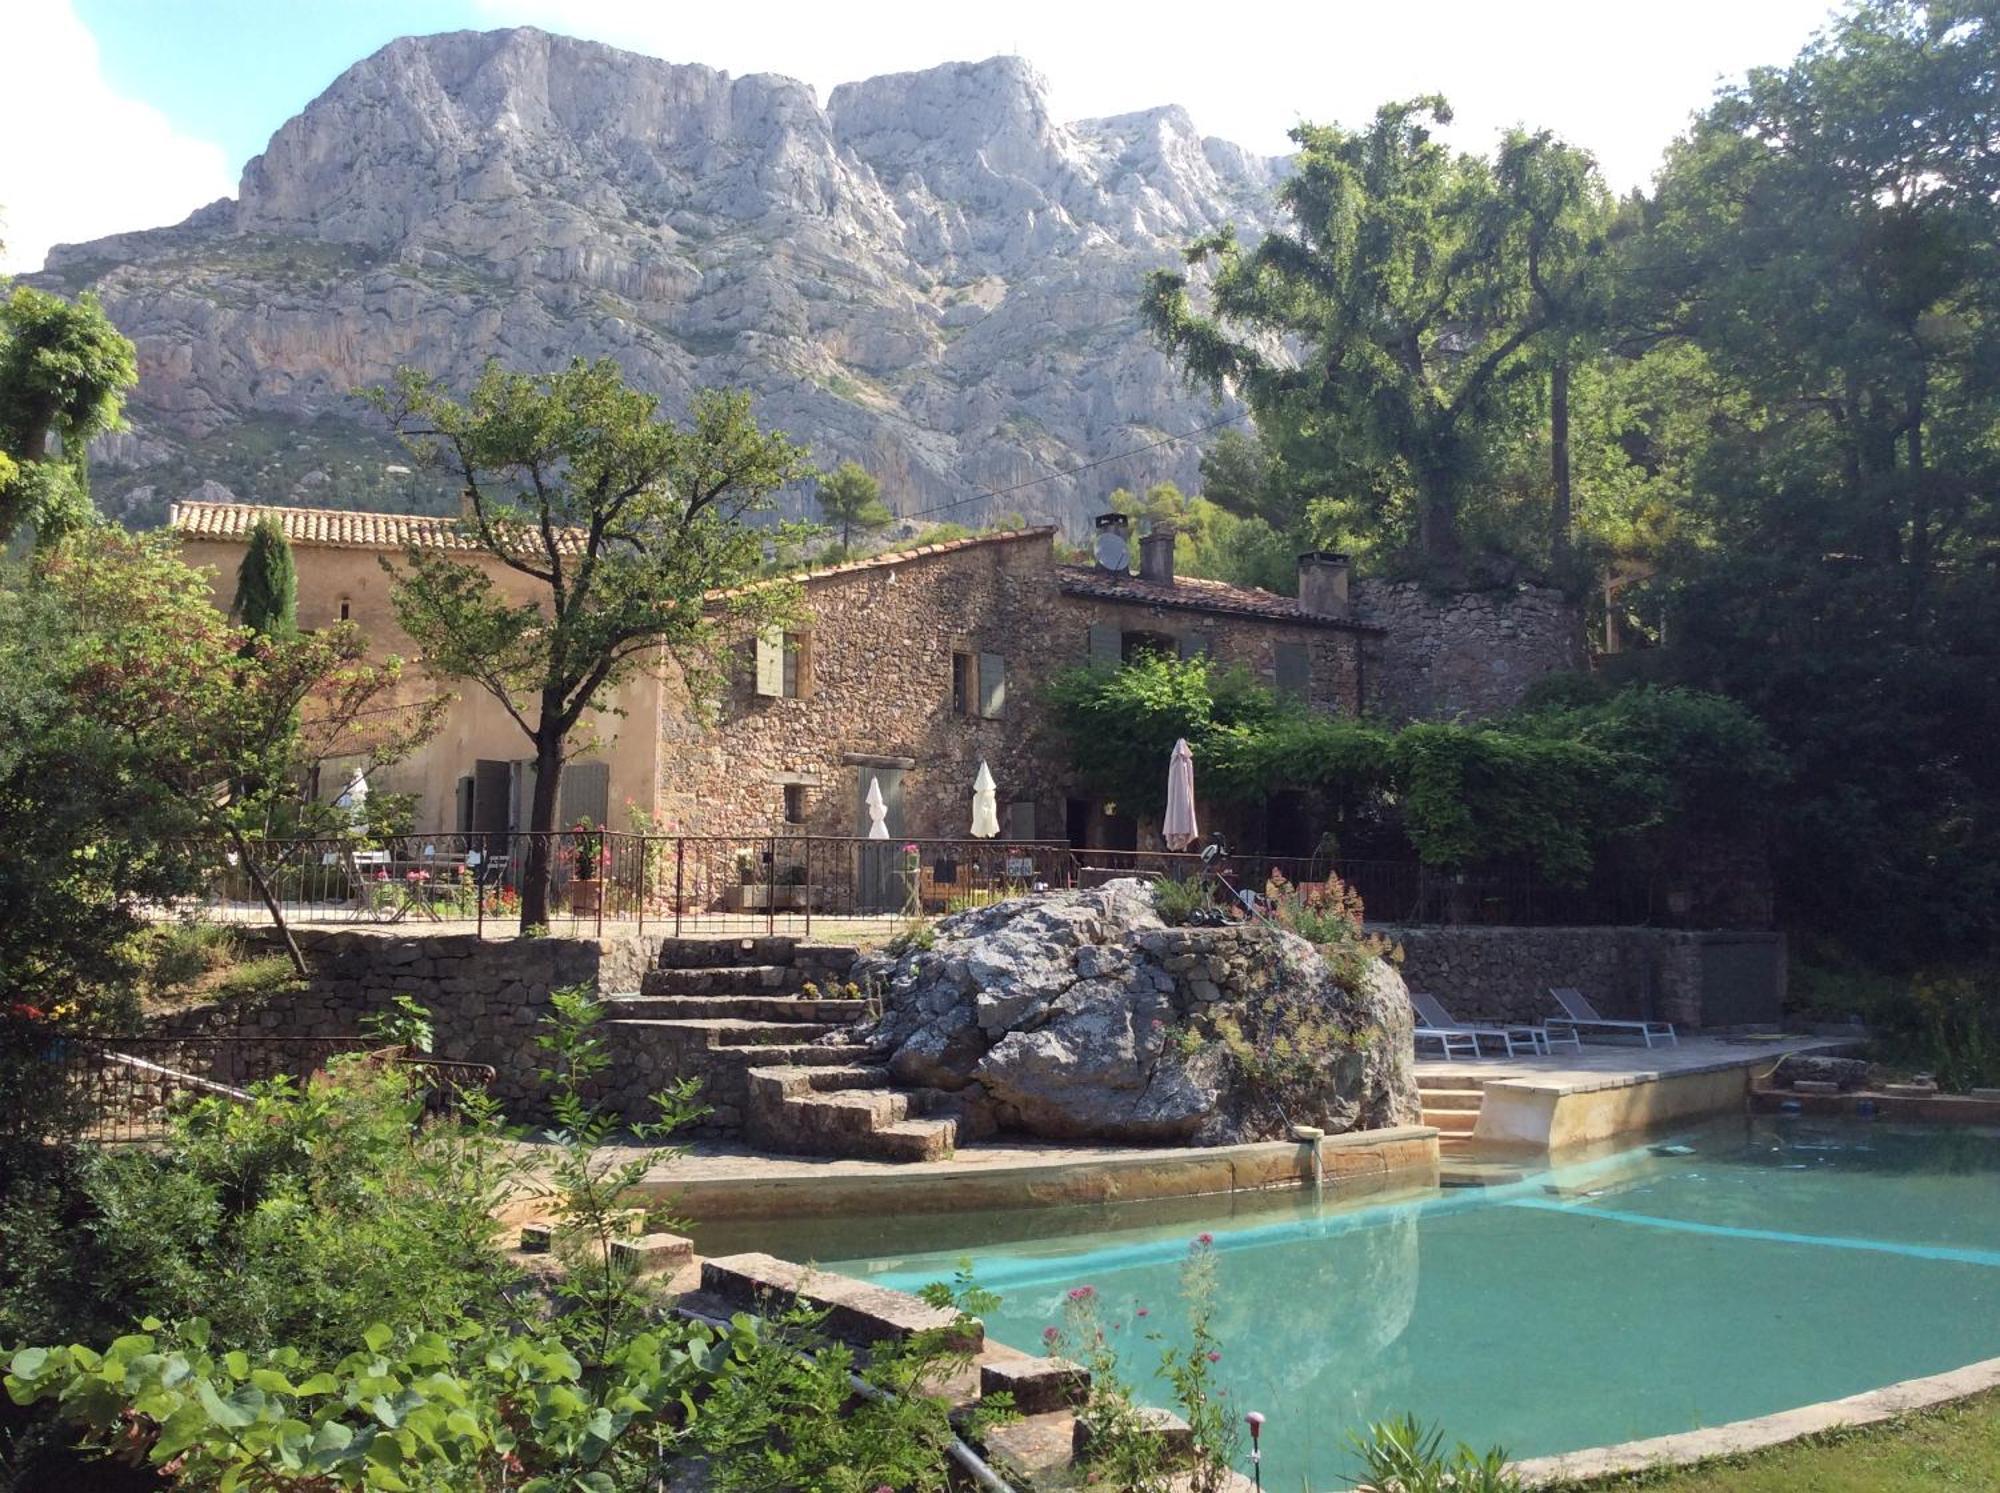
[34,30,1280,529]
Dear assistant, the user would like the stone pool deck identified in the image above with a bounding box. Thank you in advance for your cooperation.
[521,1123,1440,1222]
[1417,1034,1849,1151]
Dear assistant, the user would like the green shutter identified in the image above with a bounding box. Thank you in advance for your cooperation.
[1274,641,1310,698]
[1087,622,1121,666]
[979,652,1006,718]
[754,628,783,696]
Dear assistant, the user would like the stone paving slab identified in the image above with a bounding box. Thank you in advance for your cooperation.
[1511,1354,2000,1486]
[1416,1034,1845,1098]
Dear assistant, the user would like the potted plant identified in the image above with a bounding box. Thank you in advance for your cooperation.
[570,818,603,917]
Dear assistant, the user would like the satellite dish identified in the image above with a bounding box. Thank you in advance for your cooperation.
[1093,530,1130,573]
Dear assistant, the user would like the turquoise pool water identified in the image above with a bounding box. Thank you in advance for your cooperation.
[707,1117,2000,1488]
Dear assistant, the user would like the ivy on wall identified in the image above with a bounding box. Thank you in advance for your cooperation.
[1047,656,1785,884]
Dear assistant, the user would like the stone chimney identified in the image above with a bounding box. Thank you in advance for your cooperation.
[1138,525,1177,586]
[1297,551,1351,619]
[1092,511,1133,574]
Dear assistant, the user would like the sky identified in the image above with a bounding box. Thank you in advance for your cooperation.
[1,0,1843,275]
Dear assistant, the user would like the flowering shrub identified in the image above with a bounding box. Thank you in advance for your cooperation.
[1044,1233,1240,1493]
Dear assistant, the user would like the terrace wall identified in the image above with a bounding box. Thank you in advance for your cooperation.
[149,929,654,1112]
[1382,925,1787,1029]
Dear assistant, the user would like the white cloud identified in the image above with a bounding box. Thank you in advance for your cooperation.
[0,1,236,275]
[472,0,1835,193]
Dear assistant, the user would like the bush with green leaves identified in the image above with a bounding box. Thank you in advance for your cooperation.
[1351,1412,1521,1491]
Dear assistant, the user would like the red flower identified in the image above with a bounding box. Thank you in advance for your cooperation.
[1195,1232,1214,1246]
[1042,1326,1060,1343]
[1206,1351,1222,1363]
[1067,1285,1095,1302]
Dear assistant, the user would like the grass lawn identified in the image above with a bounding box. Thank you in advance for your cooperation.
[1572,1392,2000,1490]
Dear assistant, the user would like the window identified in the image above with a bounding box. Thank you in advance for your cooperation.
[783,784,807,824]
[1274,640,1311,699]
[952,652,976,715]
[337,597,352,622]
[1122,630,1177,663]
[952,651,1005,718]
[755,629,812,698]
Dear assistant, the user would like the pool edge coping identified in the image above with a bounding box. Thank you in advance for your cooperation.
[1511,1352,2000,1487]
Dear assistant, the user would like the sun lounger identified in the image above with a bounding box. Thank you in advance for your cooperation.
[1409,993,1556,1057]
[1413,1023,1483,1060]
[1546,987,1678,1048]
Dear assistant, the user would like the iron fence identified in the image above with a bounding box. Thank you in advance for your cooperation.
[170,831,1675,940]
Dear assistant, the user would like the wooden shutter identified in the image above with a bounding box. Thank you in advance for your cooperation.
[1087,622,1121,666]
[1178,632,1212,660]
[753,628,783,696]
[791,632,813,697]
[558,760,610,827]
[1274,641,1311,699]
[979,652,1006,718]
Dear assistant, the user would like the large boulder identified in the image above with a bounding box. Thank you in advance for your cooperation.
[857,880,1419,1144]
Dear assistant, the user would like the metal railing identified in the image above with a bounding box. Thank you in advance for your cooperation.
[170,832,1674,939]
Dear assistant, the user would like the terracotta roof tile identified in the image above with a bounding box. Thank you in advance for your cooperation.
[1056,565,1379,631]
[708,527,1059,601]
[168,500,587,554]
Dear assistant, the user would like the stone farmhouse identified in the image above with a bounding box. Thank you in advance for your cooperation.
[170,501,1581,859]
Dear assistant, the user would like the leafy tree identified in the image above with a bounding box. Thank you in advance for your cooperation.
[1144,100,1586,571]
[231,513,299,638]
[815,457,893,553]
[21,529,439,975]
[367,359,814,929]
[0,288,137,544]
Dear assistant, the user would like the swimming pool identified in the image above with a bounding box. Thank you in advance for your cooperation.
[702,1117,2000,1488]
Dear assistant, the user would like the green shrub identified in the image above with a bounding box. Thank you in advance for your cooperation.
[1151,873,1214,926]
[1350,1412,1521,1491]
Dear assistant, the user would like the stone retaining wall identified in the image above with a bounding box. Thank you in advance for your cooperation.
[1353,580,1583,722]
[152,929,652,1111]
[1382,925,1786,1028]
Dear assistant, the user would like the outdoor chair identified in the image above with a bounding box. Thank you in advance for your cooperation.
[1412,1021,1482,1061]
[1408,992,1544,1058]
[1545,987,1678,1048]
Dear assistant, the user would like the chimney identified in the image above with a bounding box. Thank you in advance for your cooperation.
[1138,525,1177,586]
[1092,511,1133,574]
[1297,551,1351,619]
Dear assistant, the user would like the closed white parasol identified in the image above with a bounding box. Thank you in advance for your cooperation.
[865,776,890,840]
[1163,738,1199,851]
[334,768,369,815]
[971,760,1000,838]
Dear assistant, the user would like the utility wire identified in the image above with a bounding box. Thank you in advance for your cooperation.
[897,410,1249,522]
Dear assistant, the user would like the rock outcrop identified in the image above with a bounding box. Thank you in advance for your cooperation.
[858,880,1418,1144]
[33,29,1280,530]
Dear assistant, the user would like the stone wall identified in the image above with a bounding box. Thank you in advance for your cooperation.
[1383,925,1787,1029]
[657,532,1367,853]
[151,929,652,1111]
[1353,580,1583,722]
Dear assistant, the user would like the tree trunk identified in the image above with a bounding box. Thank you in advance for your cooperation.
[520,731,566,931]
[1415,451,1463,572]
[1906,370,1930,618]
[226,823,308,977]
[1550,359,1573,566]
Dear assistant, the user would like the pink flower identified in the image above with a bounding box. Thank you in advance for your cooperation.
[901,842,920,854]
[1195,1232,1214,1246]
[1067,1285,1095,1302]
[1207,1351,1222,1363]
[1043,1325,1060,1343]
[1135,1308,1149,1318]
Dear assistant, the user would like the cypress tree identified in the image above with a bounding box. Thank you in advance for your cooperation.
[233,514,298,637]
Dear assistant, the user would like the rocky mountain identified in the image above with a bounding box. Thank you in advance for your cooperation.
[35,28,1280,530]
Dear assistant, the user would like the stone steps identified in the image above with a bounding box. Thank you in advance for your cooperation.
[608,994,870,1024]
[745,1061,957,1163]
[1417,1087,1485,1113]
[639,964,808,997]
[1423,1108,1480,1135]
[615,1016,843,1047]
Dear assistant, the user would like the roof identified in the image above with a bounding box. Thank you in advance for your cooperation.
[1057,565,1381,632]
[168,500,587,555]
[708,526,1058,601]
